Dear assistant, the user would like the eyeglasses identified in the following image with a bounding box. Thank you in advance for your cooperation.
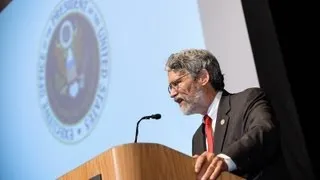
[168,73,190,94]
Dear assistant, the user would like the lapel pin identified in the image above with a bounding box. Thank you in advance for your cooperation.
[220,119,225,125]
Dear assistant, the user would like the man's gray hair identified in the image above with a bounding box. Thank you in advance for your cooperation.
[165,48,225,90]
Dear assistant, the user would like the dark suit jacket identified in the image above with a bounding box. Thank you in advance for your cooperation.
[192,88,290,180]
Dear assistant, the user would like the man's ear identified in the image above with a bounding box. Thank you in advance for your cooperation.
[196,69,210,86]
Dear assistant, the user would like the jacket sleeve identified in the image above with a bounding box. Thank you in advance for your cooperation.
[223,89,280,174]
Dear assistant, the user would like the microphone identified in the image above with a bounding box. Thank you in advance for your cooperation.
[134,113,161,143]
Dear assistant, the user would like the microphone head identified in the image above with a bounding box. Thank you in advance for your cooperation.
[152,114,161,119]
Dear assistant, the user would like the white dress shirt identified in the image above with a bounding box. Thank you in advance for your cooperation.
[205,91,237,171]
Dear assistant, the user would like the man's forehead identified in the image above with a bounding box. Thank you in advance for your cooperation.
[168,69,187,76]
[168,70,188,81]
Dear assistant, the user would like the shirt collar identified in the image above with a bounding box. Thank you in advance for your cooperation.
[206,91,223,121]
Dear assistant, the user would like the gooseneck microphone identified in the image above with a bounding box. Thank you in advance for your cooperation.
[134,113,161,143]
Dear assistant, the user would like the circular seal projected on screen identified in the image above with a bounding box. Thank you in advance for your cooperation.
[37,0,110,144]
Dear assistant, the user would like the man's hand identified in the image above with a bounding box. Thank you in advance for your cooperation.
[193,151,228,180]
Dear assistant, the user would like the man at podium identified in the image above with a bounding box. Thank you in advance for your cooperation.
[165,49,290,180]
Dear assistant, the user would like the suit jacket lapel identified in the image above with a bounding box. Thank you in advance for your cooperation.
[192,124,206,155]
[214,90,231,153]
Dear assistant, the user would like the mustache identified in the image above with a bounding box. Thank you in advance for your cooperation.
[174,97,184,103]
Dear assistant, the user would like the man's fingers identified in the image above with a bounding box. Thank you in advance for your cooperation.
[193,154,199,170]
[209,160,223,180]
[193,154,199,158]
[195,152,207,172]
[200,162,215,180]
[196,156,226,180]
[200,156,219,180]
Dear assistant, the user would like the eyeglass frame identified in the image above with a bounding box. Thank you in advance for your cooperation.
[167,72,191,94]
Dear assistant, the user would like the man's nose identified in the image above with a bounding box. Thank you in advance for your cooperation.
[170,88,178,98]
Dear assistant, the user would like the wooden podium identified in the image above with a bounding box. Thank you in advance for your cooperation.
[58,143,244,180]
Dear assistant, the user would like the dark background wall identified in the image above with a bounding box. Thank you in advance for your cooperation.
[242,0,317,180]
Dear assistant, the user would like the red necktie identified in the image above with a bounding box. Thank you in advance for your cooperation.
[204,115,214,153]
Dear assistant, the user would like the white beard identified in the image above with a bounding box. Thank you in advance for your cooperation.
[180,88,206,115]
